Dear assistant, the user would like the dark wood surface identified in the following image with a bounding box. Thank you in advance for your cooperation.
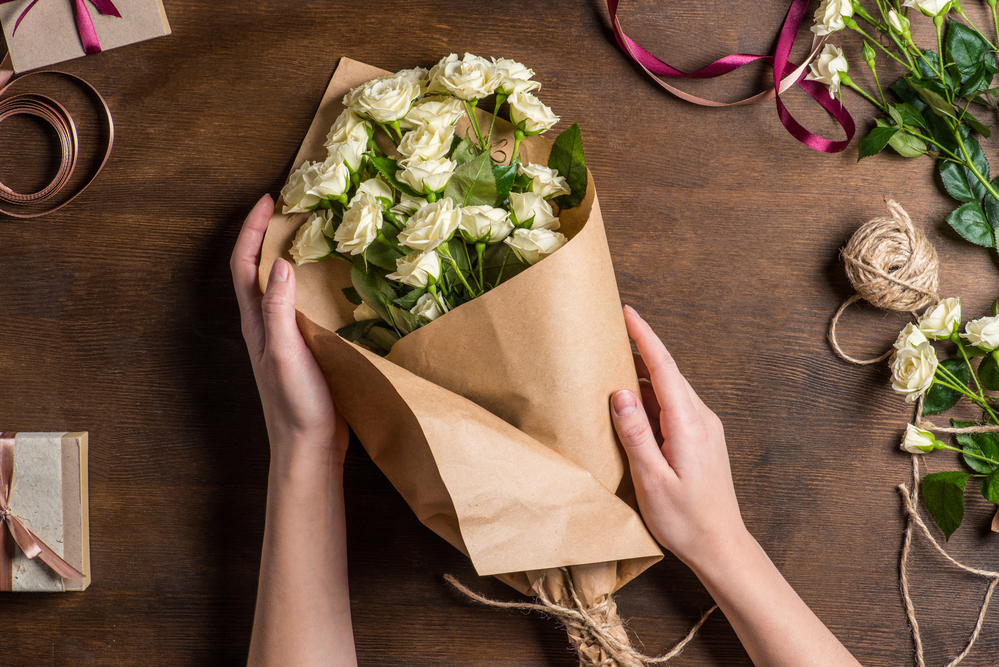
[2,1,998,664]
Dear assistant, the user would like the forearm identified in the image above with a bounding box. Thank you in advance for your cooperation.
[247,450,357,667]
[688,530,860,667]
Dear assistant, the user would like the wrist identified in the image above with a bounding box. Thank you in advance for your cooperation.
[685,526,763,589]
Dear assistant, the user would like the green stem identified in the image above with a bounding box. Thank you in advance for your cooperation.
[845,79,888,112]
[511,129,525,163]
[851,24,911,68]
[908,130,961,160]
[955,338,987,396]
[934,16,951,103]
[486,95,506,150]
[954,129,999,203]
[492,247,512,288]
[476,242,486,292]
[462,99,487,151]
[939,443,999,467]
[955,8,997,49]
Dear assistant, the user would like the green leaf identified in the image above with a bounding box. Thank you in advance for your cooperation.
[891,79,928,113]
[963,112,992,139]
[922,471,968,540]
[978,352,999,390]
[953,420,999,473]
[350,256,398,328]
[443,152,498,206]
[923,358,970,415]
[492,159,519,207]
[895,103,927,129]
[341,286,362,305]
[392,287,425,310]
[946,21,990,74]
[368,157,422,198]
[858,125,898,160]
[916,49,942,80]
[548,122,587,210]
[365,324,402,352]
[889,129,928,157]
[451,138,479,165]
[981,469,999,504]
[364,238,405,272]
[940,162,986,201]
[965,134,990,180]
[888,105,904,127]
[985,179,999,227]
[913,84,958,120]
[922,108,961,152]
[957,64,990,98]
[336,319,377,343]
[946,202,995,247]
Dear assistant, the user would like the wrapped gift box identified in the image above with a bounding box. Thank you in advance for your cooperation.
[0,0,170,73]
[1,432,90,592]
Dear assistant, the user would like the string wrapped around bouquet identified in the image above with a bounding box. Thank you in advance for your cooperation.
[828,198,940,364]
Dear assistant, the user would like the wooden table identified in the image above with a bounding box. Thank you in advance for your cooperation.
[2,1,998,664]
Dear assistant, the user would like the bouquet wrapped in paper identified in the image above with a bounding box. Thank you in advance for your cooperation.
[260,57,666,665]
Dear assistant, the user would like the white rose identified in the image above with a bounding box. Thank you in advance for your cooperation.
[411,292,448,321]
[353,301,381,322]
[391,193,429,220]
[519,162,571,199]
[280,161,322,213]
[888,9,908,34]
[917,297,961,339]
[334,192,383,256]
[398,157,456,194]
[509,192,560,230]
[398,197,461,251]
[435,52,501,100]
[903,0,952,17]
[894,322,929,352]
[402,96,466,131]
[459,205,513,243]
[810,0,853,36]
[325,109,371,146]
[303,156,351,201]
[289,211,335,265]
[504,227,567,265]
[394,66,430,93]
[805,44,849,99]
[327,138,368,172]
[398,125,456,162]
[351,175,394,206]
[344,75,421,123]
[901,424,938,454]
[509,91,559,134]
[386,250,441,288]
[962,315,999,350]
[492,57,540,95]
[890,341,938,403]
[426,53,460,95]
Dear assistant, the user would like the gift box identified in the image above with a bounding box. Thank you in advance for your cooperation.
[1,432,90,592]
[0,0,171,73]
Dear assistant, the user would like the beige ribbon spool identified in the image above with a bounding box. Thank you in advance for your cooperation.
[828,199,940,364]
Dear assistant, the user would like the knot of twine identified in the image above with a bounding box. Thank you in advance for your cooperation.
[444,571,717,667]
[829,199,940,365]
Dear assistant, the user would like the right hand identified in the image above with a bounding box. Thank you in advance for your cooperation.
[610,305,747,567]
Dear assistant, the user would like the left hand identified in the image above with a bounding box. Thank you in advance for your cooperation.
[230,194,348,470]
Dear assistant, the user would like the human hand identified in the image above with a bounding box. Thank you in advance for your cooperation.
[231,194,348,471]
[610,305,746,569]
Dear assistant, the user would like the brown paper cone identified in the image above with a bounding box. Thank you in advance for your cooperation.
[259,60,663,659]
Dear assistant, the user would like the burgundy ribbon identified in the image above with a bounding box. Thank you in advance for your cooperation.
[607,0,855,153]
[1,0,121,56]
[1,432,85,591]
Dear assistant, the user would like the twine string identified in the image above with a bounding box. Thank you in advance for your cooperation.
[444,571,717,666]
[899,455,999,667]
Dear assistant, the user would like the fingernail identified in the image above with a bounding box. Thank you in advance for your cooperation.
[273,259,290,282]
[612,390,637,417]
[259,193,273,204]
[624,304,639,318]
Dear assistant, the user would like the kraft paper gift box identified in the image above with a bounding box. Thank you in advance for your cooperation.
[1,432,90,592]
[0,0,171,73]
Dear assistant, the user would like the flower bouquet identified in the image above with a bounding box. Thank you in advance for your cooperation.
[259,57,665,664]
[889,297,999,537]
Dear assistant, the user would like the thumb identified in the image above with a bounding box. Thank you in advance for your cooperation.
[260,259,302,352]
[611,390,669,477]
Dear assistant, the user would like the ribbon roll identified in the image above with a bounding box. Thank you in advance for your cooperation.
[607,0,855,153]
[0,432,85,591]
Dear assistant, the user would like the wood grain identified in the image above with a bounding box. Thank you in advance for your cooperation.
[1,0,997,664]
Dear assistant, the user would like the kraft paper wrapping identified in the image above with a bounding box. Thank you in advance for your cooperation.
[3,432,90,592]
[0,0,170,73]
[260,58,662,602]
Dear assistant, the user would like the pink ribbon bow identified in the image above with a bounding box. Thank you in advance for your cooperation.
[2,0,122,56]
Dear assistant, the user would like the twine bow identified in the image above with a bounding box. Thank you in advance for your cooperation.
[1,0,121,55]
[0,432,84,591]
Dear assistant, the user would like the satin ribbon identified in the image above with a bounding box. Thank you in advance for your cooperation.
[1,432,85,590]
[607,0,855,153]
[1,0,121,56]
[0,52,115,219]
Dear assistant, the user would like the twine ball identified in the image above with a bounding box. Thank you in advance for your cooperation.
[841,199,939,312]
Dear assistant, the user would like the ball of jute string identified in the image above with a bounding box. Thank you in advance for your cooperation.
[445,571,717,666]
[828,199,940,365]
